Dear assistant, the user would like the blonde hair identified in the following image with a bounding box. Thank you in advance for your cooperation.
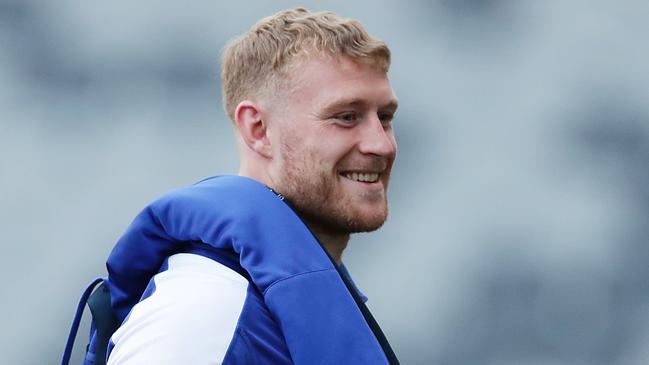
[220,8,391,122]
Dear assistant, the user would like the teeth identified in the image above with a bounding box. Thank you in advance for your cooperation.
[344,172,379,183]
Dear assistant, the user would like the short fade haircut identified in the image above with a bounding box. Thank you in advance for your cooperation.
[220,7,391,122]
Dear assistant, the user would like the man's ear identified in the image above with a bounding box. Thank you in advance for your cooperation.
[234,100,272,159]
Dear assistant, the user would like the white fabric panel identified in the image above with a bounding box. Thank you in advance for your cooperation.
[107,253,249,365]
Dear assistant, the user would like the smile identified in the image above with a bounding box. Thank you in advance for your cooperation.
[342,172,380,183]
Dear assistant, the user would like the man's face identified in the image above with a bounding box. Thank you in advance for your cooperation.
[265,56,398,234]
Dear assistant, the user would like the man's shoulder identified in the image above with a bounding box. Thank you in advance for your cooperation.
[109,254,248,364]
[107,253,293,365]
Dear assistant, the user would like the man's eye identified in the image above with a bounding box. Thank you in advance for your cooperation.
[335,113,358,124]
[378,112,394,125]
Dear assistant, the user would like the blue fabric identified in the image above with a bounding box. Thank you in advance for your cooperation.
[106,175,390,364]
[223,284,293,364]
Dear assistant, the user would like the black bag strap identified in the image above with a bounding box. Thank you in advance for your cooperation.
[86,281,120,365]
[61,278,104,365]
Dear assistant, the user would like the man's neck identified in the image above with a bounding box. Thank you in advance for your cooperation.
[303,220,350,265]
[237,170,350,264]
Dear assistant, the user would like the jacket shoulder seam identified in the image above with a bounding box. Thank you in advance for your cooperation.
[263,268,335,296]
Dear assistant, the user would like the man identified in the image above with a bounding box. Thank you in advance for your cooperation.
[105,8,399,364]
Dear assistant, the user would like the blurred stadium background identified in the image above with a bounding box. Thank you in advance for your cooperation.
[1,1,648,364]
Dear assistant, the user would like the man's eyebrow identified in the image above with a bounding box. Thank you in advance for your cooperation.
[381,99,399,112]
[320,98,399,114]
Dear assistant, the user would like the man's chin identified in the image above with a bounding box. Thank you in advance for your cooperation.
[341,204,389,233]
[347,219,386,234]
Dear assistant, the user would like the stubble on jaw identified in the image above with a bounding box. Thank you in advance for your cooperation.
[275,133,389,235]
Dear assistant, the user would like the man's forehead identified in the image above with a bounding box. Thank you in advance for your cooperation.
[286,56,393,93]
[282,54,386,84]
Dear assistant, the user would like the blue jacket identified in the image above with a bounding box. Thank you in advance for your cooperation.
[104,175,399,364]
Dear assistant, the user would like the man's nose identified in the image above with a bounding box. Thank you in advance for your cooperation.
[357,115,397,158]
